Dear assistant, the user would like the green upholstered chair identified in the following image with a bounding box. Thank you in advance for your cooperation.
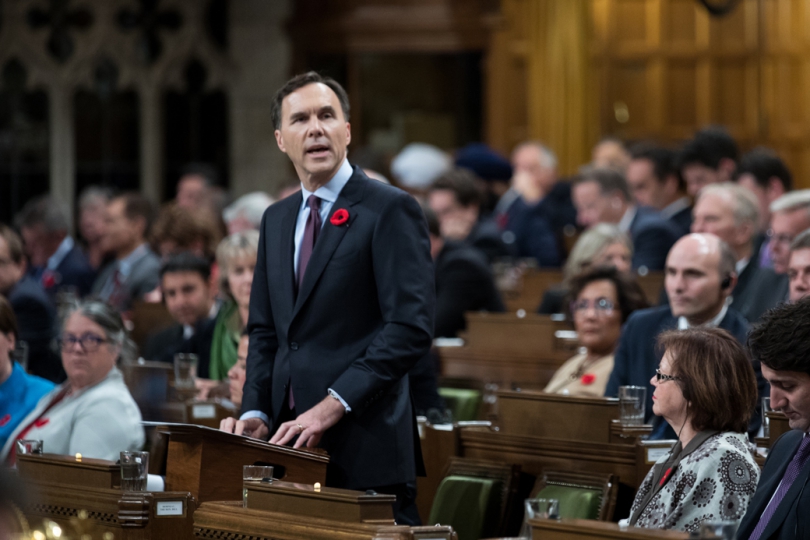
[529,470,618,521]
[427,457,521,540]
[439,387,482,422]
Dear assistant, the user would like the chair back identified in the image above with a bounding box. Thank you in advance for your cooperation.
[530,470,618,521]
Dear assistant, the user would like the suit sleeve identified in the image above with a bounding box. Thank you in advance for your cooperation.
[632,224,677,271]
[605,316,635,397]
[241,211,280,420]
[330,192,436,414]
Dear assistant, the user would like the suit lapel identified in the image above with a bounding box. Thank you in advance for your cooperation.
[760,435,810,539]
[292,174,365,320]
[279,193,301,318]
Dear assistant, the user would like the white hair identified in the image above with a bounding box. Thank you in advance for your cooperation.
[771,189,810,215]
[696,182,759,228]
[222,192,275,228]
[390,143,452,189]
[514,141,558,170]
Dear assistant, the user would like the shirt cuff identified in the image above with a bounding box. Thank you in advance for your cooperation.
[328,388,352,413]
[240,410,270,426]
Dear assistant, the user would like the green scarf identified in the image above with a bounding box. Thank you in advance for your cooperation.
[208,301,242,381]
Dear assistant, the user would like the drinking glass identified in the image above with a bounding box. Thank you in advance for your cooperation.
[519,498,560,538]
[16,439,43,456]
[699,520,737,539]
[243,465,274,507]
[120,451,149,491]
[762,397,773,438]
[619,385,646,425]
[174,353,198,390]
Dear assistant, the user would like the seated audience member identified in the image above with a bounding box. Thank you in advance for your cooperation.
[499,141,577,264]
[142,253,217,365]
[226,333,249,409]
[192,231,259,381]
[425,207,504,337]
[77,186,112,271]
[677,126,738,197]
[390,142,452,199]
[572,167,679,271]
[176,163,217,210]
[735,147,793,267]
[15,196,96,300]
[544,266,647,396]
[592,137,631,173]
[222,192,275,235]
[626,327,759,532]
[0,225,60,382]
[768,190,810,275]
[787,230,810,303]
[626,144,692,237]
[605,234,765,438]
[428,168,522,264]
[0,296,54,450]
[455,142,514,217]
[737,299,810,540]
[92,192,161,312]
[538,223,632,314]
[150,203,221,261]
[0,300,144,464]
[691,183,787,321]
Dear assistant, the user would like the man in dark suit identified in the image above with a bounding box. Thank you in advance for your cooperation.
[220,72,434,524]
[605,233,766,437]
[677,126,738,197]
[0,225,60,382]
[738,299,810,540]
[15,196,96,300]
[787,231,810,303]
[572,167,680,271]
[626,144,692,238]
[691,183,787,322]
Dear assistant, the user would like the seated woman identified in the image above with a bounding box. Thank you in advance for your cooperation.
[538,223,633,314]
[226,333,249,409]
[0,297,54,450]
[544,266,647,396]
[0,300,144,464]
[626,327,759,532]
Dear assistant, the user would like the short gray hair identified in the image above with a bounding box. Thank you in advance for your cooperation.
[513,141,558,170]
[696,182,759,228]
[717,238,737,279]
[564,223,633,282]
[62,299,127,347]
[15,196,70,234]
[78,186,113,211]
[222,192,275,229]
[575,166,632,202]
[790,228,810,253]
[216,231,260,296]
[771,190,810,216]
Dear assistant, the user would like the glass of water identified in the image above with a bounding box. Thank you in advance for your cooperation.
[699,520,737,539]
[174,353,198,390]
[16,439,43,456]
[243,465,273,507]
[519,497,560,538]
[762,397,773,438]
[120,451,149,491]
[619,385,646,425]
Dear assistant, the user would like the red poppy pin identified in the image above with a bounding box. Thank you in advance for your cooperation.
[330,208,349,226]
[42,270,58,289]
[580,373,596,385]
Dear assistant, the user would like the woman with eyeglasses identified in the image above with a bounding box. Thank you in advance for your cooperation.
[0,300,143,465]
[544,266,647,396]
[625,327,759,532]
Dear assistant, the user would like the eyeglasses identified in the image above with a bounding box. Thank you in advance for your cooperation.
[570,297,615,316]
[58,333,108,352]
[655,368,679,383]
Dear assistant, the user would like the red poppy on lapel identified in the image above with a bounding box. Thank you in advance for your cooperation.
[580,373,596,385]
[0,414,10,427]
[330,208,349,226]
[42,270,58,289]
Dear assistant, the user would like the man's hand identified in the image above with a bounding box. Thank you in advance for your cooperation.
[512,170,542,204]
[220,416,270,440]
[269,396,346,449]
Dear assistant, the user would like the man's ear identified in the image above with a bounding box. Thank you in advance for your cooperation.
[274,130,287,154]
[345,122,351,146]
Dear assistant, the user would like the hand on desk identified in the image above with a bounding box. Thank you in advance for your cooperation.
[219,416,270,440]
[270,396,346,449]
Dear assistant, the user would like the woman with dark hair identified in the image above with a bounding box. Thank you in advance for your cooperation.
[0,300,143,464]
[544,266,648,396]
[625,327,759,532]
[0,297,54,450]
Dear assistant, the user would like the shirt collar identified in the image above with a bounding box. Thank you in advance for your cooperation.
[299,159,353,208]
[677,302,729,330]
[659,197,691,220]
[118,243,150,278]
[735,257,749,276]
[618,206,637,233]
[47,236,74,271]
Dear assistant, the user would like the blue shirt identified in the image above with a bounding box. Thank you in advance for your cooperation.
[0,362,55,449]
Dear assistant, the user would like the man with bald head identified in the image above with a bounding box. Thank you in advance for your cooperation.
[605,233,764,438]
[691,183,787,321]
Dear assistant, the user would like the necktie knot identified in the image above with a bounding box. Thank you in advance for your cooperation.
[308,195,321,213]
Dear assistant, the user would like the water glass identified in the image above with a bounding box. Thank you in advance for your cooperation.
[120,451,149,491]
[16,439,43,456]
[519,498,560,538]
[762,397,773,438]
[699,520,737,539]
[619,385,646,426]
[243,465,274,507]
[174,353,198,390]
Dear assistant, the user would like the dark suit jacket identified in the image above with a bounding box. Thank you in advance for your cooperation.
[737,430,810,540]
[667,205,692,239]
[732,260,788,323]
[465,219,517,264]
[503,184,572,267]
[242,167,435,489]
[435,241,505,338]
[6,276,62,383]
[628,207,681,271]
[91,246,161,310]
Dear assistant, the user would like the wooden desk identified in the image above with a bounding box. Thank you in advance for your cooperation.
[500,269,563,313]
[530,518,689,539]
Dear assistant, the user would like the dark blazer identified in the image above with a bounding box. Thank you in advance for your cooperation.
[737,430,810,540]
[242,167,435,490]
[435,241,505,338]
[502,184,572,267]
[628,207,681,271]
[732,260,788,323]
[30,243,97,301]
[667,205,693,239]
[7,276,62,383]
[465,219,517,264]
[91,246,161,310]
[142,317,216,379]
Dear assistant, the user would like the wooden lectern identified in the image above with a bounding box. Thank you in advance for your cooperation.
[529,517,689,539]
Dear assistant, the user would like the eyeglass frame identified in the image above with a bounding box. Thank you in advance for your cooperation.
[58,333,109,353]
[570,297,616,316]
[655,368,679,383]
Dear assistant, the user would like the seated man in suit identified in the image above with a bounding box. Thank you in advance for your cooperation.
[92,192,161,313]
[605,233,766,438]
[572,166,679,271]
[15,195,96,300]
[787,230,810,303]
[0,225,60,382]
[626,143,692,238]
[768,190,810,275]
[427,168,523,265]
[677,126,738,197]
[142,252,217,366]
[692,183,787,321]
[737,299,810,540]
